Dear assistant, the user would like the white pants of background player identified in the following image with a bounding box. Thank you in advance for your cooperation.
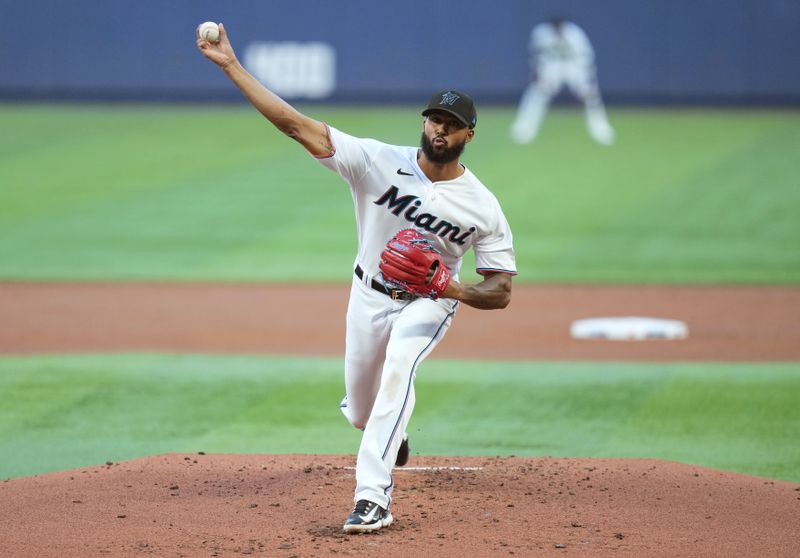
[340,275,458,509]
[510,60,615,145]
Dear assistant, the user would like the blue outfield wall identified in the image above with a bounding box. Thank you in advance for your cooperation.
[1,0,799,104]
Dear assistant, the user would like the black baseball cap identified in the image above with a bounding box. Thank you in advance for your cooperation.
[422,89,477,129]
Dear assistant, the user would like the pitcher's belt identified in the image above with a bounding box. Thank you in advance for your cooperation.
[355,265,414,301]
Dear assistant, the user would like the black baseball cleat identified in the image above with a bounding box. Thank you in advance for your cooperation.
[395,434,410,467]
[342,499,393,533]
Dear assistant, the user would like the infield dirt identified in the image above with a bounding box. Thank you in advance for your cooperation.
[2,283,800,360]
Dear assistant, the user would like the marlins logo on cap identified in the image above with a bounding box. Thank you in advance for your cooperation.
[422,89,477,128]
[439,91,461,106]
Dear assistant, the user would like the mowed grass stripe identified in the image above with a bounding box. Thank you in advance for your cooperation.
[0,354,798,481]
[1,105,799,283]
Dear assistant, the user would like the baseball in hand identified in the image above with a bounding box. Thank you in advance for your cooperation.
[198,21,220,43]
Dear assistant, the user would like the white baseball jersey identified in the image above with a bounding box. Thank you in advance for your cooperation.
[314,124,516,510]
[531,21,595,68]
[317,125,517,281]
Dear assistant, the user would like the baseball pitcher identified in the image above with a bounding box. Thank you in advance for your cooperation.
[197,23,517,533]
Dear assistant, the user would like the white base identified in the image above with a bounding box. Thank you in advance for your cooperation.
[570,316,688,341]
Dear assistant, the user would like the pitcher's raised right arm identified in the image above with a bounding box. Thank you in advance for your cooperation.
[196,23,332,157]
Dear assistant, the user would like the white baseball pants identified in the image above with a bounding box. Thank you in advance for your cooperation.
[510,61,614,145]
[340,274,458,509]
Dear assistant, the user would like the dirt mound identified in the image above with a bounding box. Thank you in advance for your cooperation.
[1,453,797,557]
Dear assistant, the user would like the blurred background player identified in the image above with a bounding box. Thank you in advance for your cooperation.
[510,17,615,145]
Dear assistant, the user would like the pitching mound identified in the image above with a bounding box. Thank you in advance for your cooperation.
[1,454,797,557]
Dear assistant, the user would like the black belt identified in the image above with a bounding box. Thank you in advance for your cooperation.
[355,265,414,301]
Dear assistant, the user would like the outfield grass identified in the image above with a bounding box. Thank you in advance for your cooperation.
[1,354,798,482]
[1,104,798,283]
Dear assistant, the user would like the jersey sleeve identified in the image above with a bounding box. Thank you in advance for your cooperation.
[473,199,517,276]
[567,23,595,63]
[530,24,546,52]
[314,125,382,184]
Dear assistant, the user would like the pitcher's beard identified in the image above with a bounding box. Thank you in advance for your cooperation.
[420,132,466,164]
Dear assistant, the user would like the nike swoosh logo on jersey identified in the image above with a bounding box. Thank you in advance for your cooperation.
[359,504,380,523]
[396,168,413,176]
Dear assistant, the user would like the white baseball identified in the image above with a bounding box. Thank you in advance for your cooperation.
[199,21,220,43]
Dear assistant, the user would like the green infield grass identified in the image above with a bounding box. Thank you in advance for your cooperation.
[1,104,798,283]
[1,354,798,482]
